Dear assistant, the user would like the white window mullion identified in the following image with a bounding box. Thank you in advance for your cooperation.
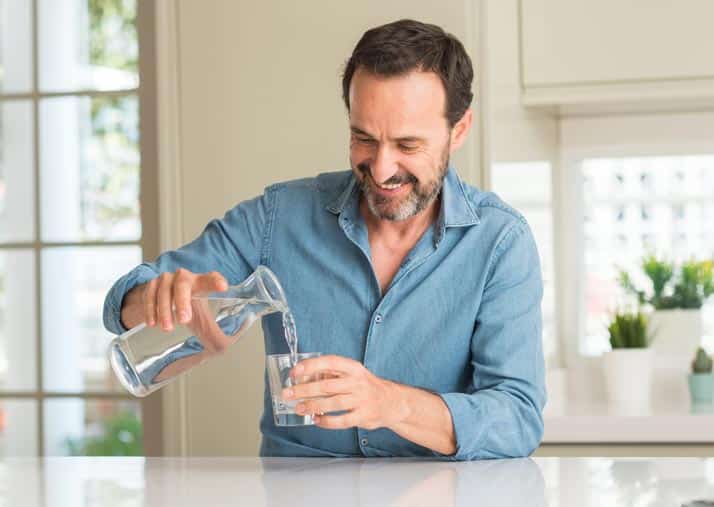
[556,151,586,367]
[31,0,44,458]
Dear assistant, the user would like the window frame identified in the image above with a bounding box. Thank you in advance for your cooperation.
[558,112,714,368]
[0,0,161,456]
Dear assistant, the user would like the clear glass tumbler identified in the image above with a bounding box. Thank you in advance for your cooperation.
[267,352,322,426]
[109,265,289,397]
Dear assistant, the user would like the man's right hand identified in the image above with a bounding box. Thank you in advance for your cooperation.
[120,269,228,331]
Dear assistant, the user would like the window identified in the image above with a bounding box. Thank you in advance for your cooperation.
[0,0,149,456]
[580,155,714,355]
[491,162,558,368]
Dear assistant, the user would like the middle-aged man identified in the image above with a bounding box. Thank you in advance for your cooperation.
[104,19,546,460]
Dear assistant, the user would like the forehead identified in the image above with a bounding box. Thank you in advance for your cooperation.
[348,67,447,129]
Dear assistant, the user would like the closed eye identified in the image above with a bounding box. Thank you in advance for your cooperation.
[398,143,419,153]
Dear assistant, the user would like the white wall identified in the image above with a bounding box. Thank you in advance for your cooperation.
[484,0,558,166]
[167,0,481,456]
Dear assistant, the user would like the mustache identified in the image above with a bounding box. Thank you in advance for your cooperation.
[356,162,418,185]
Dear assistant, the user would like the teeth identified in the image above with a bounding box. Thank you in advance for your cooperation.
[377,182,404,190]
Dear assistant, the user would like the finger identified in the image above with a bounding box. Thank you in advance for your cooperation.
[296,394,354,416]
[194,271,228,295]
[313,412,359,430]
[210,271,229,291]
[143,278,158,327]
[173,269,194,324]
[291,355,362,379]
[156,272,175,331]
[284,377,351,400]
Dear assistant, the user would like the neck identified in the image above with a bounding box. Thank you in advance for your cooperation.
[360,194,441,240]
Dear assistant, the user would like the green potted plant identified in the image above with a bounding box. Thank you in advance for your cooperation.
[689,347,714,404]
[603,309,654,406]
[619,256,714,356]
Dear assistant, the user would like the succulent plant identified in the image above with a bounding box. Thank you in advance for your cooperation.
[608,310,650,349]
[691,347,713,374]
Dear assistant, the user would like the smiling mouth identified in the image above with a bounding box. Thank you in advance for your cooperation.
[376,180,406,190]
[357,163,415,194]
[370,178,411,197]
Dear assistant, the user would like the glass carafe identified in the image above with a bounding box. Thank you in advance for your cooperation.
[108,265,287,397]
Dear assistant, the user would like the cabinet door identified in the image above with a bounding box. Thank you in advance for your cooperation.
[521,0,714,87]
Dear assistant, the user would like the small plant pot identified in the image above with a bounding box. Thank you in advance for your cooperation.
[688,373,714,404]
[650,309,702,358]
[603,348,654,406]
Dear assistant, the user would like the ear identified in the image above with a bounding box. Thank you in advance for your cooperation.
[449,108,473,152]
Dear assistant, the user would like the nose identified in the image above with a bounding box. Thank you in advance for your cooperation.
[370,145,399,184]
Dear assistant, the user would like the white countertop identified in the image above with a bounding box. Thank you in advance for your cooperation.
[2,457,714,506]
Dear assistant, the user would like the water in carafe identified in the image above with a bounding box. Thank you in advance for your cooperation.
[109,266,299,397]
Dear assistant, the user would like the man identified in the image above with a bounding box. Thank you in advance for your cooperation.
[104,19,545,460]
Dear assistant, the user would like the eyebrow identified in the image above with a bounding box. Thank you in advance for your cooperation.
[350,126,425,144]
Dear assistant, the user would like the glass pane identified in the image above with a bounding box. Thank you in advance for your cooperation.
[0,0,33,93]
[40,95,141,242]
[38,0,138,92]
[581,155,714,355]
[0,399,37,456]
[0,101,35,242]
[492,162,557,366]
[42,246,141,392]
[44,398,142,456]
[0,250,37,391]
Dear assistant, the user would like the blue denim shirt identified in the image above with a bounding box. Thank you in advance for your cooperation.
[103,167,546,460]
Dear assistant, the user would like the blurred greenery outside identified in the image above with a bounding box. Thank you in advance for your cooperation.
[84,0,141,241]
[66,409,142,456]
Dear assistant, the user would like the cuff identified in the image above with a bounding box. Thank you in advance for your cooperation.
[434,392,484,461]
[102,263,160,335]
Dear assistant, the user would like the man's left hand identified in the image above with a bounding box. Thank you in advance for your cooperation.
[281,354,408,430]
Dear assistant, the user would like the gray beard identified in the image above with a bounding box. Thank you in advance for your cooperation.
[359,150,450,222]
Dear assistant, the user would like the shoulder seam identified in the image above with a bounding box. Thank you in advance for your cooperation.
[476,200,527,223]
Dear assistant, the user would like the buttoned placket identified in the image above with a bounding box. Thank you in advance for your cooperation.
[337,197,442,456]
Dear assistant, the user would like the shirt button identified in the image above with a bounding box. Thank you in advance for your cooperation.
[374,314,383,323]
[361,438,368,446]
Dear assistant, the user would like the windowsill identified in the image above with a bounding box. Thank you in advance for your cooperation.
[543,400,714,443]
[543,367,714,443]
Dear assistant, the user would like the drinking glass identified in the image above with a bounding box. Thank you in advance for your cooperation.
[267,352,322,426]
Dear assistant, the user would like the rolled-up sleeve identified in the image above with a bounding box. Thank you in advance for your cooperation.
[103,188,276,335]
[438,219,546,460]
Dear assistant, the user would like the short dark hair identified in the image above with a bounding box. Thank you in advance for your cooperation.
[342,19,474,128]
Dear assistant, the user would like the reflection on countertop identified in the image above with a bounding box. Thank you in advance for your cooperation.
[1,456,713,506]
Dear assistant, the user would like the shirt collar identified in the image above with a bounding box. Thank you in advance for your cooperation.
[325,166,480,229]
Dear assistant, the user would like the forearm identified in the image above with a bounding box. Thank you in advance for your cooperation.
[387,382,456,456]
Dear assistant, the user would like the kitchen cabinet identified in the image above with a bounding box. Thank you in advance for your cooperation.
[519,0,714,107]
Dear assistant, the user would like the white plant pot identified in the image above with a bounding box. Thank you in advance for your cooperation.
[649,309,702,402]
[649,309,702,357]
[603,348,654,407]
